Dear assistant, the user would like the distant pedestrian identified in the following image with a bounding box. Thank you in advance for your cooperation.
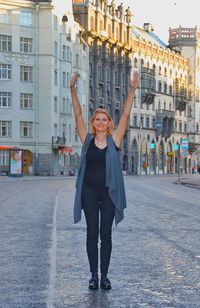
[198,165,200,174]
[70,71,139,290]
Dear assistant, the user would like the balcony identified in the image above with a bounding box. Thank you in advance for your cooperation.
[156,109,175,138]
[141,67,156,104]
[141,92,156,104]
[99,97,105,108]
[52,136,66,148]
[174,78,188,111]
[175,94,188,111]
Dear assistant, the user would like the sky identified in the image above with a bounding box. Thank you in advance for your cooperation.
[117,0,200,44]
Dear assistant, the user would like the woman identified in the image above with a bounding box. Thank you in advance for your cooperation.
[70,71,139,290]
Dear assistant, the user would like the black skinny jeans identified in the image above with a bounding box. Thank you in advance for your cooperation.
[81,183,115,275]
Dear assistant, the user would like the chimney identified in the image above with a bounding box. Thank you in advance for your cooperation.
[143,23,154,32]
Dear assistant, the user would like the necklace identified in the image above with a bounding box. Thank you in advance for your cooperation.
[95,137,107,149]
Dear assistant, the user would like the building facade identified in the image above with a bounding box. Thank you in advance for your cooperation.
[72,0,199,175]
[169,26,200,172]
[0,0,88,175]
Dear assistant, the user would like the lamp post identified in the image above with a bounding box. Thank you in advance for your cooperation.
[138,59,142,175]
[177,142,181,184]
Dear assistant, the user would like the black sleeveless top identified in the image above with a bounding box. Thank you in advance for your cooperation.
[83,138,107,187]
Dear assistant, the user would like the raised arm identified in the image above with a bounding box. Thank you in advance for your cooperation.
[112,71,139,147]
[70,73,88,144]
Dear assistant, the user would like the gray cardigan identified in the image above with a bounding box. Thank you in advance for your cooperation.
[74,133,127,225]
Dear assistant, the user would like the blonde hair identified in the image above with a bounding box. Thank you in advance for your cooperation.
[90,108,114,135]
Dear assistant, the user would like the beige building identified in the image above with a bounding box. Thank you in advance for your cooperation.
[0,0,89,175]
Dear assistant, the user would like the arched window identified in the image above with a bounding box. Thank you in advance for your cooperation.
[124,30,126,43]
[99,20,103,32]
[108,24,112,38]
[90,16,94,31]
[116,28,119,40]
[134,57,137,68]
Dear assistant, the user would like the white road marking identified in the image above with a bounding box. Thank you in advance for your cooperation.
[47,186,66,308]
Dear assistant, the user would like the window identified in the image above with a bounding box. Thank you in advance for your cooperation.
[67,98,71,114]
[179,122,182,132]
[0,150,9,165]
[169,85,173,96]
[54,41,57,57]
[54,123,58,137]
[0,92,12,107]
[0,64,11,80]
[76,54,79,67]
[54,70,58,86]
[140,116,144,127]
[133,96,137,108]
[196,124,199,133]
[20,66,33,82]
[0,121,11,137]
[164,83,167,94]
[20,37,33,53]
[152,118,156,128]
[62,45,66,60]
[20,121,33,137]
[184,123,187,132]
[20,12,32,26]
[69,124,71,142]
[133,115,137,126]
[63,72,66,88]
[146,117,150,128]
[158,100,161,109]
[0,35,12,52]
[67,46,71,61]
[62,98,66,114]
[158,81,162,92]
[75,128,78,142]
[20,93,33,109]
[54,15,58,30]
[0,14,9,24]
[54,97,58,113]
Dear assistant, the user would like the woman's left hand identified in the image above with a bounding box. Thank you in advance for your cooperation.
[129,71,139,91]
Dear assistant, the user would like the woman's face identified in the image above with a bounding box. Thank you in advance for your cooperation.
[93,113,110,133]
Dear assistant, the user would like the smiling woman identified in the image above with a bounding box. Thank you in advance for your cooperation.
[70,71,139,290]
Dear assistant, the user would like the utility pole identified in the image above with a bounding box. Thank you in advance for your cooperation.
[178,141,182,184]
[138,59,142,175]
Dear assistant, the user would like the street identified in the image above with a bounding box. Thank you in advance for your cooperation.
[0,175,200,308]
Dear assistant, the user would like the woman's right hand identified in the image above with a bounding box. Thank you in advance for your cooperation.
[70,72,80,90]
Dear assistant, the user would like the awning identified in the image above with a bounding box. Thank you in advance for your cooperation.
[59,147,73,154]
[0,145,19,150]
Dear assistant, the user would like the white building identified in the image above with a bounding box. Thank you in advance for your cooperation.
[0,0,89,175]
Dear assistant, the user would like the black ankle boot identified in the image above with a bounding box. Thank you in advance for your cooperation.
[100,274,111,290]
[88,273,99,290]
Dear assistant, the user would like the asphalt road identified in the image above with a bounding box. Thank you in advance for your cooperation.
[0,175,200,308]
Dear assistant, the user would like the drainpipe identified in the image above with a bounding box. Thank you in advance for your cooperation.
[35,2,39,175]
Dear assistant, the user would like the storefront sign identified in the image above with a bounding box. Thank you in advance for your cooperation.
[182,150,188,157]
[174,144,179,151]
[181,138,188,150]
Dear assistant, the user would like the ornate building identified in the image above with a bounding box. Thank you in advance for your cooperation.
[169,26,200,171]
[72,0,197,175]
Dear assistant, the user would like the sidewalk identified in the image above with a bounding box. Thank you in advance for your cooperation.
[174,174,200,189]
